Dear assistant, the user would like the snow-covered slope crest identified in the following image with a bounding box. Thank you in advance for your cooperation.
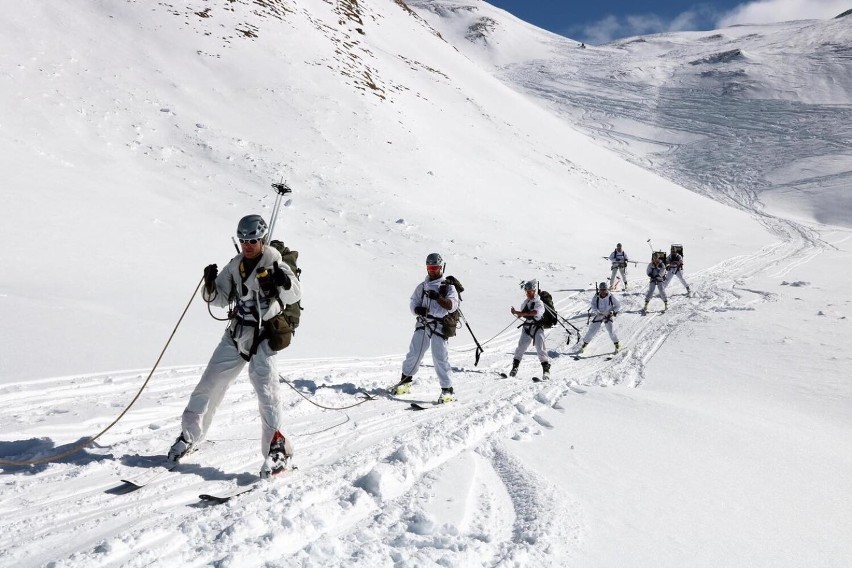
[417,8,852,228]
[0,0,764,380]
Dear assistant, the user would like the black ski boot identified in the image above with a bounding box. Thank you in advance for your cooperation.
[508,359,520,378]
[541,361,551,381]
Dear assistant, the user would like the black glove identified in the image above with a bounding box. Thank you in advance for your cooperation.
[272,261,291,290]
[425,289,440,300]
[438,284,449,297]
[414,306,428,316]
[203,264,218,291]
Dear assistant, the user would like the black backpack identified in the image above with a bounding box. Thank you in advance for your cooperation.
[439,275,463,338]
[538,290,557,329]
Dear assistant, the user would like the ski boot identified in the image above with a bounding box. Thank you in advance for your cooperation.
[686,286,691,296]
[260,431,293,479]
[392,374,413,395]
[541,361,551,381]
[614,341,620,353]
[438,387,455,404]
[641,301,649,314]
[664,301,668,311]
[579,342,588,354]
[508,359,520,377]
[167,433,194,462]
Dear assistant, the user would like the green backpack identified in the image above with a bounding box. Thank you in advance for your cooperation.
[268,239,303,332]
[440,275,463,338]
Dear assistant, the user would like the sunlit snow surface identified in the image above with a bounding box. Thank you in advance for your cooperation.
[1,2,850,567]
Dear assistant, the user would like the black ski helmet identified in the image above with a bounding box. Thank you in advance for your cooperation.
[523,279,538,291]
[236,215,268,242]
[426,252,443,266]
[599,281,609,291]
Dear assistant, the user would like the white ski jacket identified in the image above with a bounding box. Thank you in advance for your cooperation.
[609,249,629,267]
[203,246,301,355]
[410,277,460,334]
[590,292,622,318]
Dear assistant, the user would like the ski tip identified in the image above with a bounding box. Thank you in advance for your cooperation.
[199,494,230,504]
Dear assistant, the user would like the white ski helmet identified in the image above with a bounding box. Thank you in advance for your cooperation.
[599,281,609,291]
[236,214,268,242]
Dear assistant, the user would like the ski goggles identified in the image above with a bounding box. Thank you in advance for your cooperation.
[426,264,442,272]
[238,238,262,244]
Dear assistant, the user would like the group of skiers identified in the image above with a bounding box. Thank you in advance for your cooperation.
[166,213,692,477]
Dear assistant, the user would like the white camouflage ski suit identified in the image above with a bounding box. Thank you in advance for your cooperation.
[583,292,622,344]
[513,295,549,364]
[401,277,460,389]
[645,259,668,304]
[664,252,690,292]
[181,246,301,458]
[608,248,629,289]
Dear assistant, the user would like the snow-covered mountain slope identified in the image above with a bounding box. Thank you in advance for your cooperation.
[1,1,851,567]
[0,0,766,381]
[416,2,852,228]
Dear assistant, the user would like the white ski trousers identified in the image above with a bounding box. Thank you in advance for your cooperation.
[402,326,453,388]
[645,280,668,303]
[664,268,690,291]
[513,325,549,363]
[181,331,285,458]
[609,265,628,288]
[583,318,619,344]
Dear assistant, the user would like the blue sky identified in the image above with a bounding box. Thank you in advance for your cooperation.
[486,0,849,44]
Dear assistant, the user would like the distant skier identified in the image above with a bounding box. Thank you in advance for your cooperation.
[392,253,460,403]
[507,280,551,380]
[608,242,629,290]
[167,214,301,479]
[643,253,668,313]
[579,282,621,353]
[664,246,691,295]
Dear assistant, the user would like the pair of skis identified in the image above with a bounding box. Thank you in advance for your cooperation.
[386,380,456,411]
[498,371,548,382]
[119,453,290,504]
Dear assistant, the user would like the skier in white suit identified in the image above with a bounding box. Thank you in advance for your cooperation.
[507,280,552,380]
[579,282,622,353]
[393,253,460,404]
[168,214,301,479]
[608,243,629,290]
[664,247,691,295]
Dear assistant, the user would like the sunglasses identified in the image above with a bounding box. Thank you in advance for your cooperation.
[238,238,261,244]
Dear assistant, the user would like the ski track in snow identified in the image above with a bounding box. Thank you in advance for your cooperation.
[0,218,822,566]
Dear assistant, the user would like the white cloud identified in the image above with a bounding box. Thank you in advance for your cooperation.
[577,6,717,45]
[574,0,848,45]
[717,0,850,27]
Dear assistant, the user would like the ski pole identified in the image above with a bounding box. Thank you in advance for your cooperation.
[647,238,654,253]
[458,309,484,366]
[267,181,293,241]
